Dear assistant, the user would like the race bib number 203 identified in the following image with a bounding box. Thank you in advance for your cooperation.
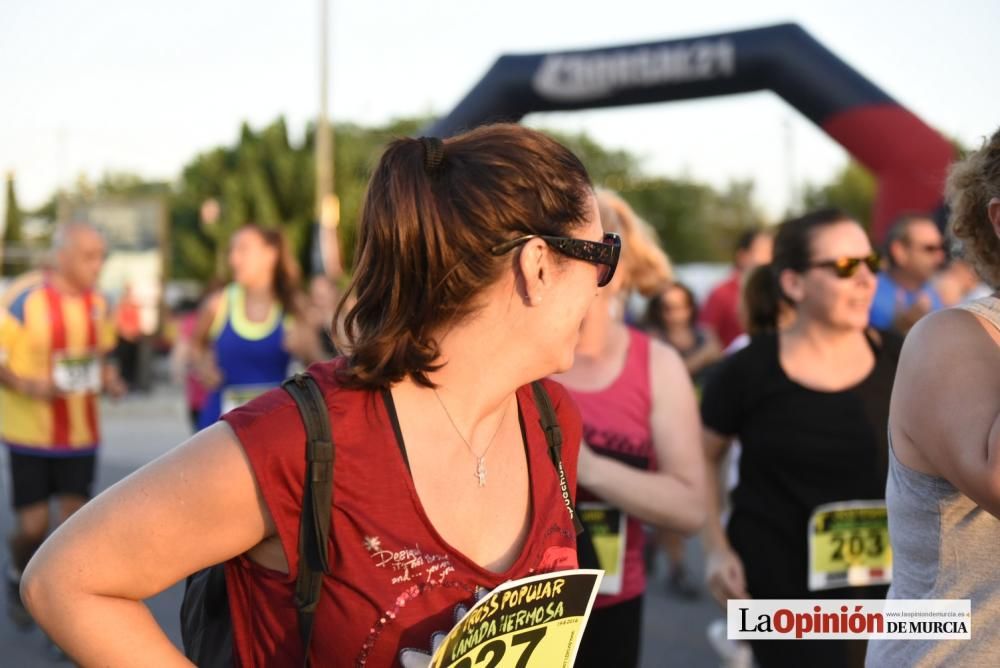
[808,500,892,591]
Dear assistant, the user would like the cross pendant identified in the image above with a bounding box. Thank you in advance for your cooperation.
[476,457,487,488]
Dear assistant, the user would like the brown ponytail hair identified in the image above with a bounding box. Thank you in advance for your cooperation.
[235,223,302,318]
[741,264,782,336]
[337,123,593,389]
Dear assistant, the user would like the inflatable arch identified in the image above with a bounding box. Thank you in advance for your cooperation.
[424,23,954,242]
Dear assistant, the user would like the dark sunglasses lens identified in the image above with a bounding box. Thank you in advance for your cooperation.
[832,255,879,278]
[831,258,858,278]
[597,234,621,287]
[597,265,611,287]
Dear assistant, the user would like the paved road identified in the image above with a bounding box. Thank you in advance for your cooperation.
[0,386,724,667]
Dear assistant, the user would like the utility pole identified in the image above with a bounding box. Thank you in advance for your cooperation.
[316,0,343,280]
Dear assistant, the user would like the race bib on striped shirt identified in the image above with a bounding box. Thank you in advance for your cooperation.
[52,353,101,394]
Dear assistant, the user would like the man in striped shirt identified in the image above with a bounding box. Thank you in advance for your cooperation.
[0,222,125,627]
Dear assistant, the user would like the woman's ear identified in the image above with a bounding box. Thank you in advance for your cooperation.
[989,197,1000,240]
[517,238,549,305]
[778,267,804,305]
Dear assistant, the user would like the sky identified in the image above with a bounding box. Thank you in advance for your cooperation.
[2,0,999,222]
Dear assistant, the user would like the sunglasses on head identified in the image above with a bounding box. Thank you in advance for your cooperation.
[806,251,881,278]
[490,232,622,288]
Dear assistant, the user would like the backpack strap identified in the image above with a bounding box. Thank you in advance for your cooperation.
[282,372,334,668]
[530,381,584,536]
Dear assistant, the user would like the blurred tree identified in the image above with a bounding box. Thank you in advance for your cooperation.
[544,129,641,186]
[30,117,777,282]
[636,179,766,263]
[799,160,876,231]
[618,178,716,262]
[539,129,766,263]
[3,172,28,276]
[171,116,432,282]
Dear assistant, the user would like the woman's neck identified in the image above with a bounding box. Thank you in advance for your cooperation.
[576,295,624,359]
[395,312,533,429]
[241,281,273,301]
[781,316,867,357]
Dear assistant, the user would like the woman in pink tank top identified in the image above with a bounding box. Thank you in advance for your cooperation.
[555,190,706,668]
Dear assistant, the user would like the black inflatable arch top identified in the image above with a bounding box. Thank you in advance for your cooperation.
[425,23,953,241]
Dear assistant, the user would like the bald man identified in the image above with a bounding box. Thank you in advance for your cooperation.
[0,222,125,628]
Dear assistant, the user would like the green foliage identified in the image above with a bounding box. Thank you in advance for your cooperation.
[173,118,314,279]
[624,178,766,263]
[3,174,27,276]
[170,115,434,281]
[543,129,641,185]
[539,129,766,263]
[26,115,879,283]
[799,161,876,231]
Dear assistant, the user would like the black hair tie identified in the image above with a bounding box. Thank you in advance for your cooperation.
[420,136,445,175]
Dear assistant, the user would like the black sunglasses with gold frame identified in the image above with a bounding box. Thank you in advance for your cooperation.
[805,251,881,278]
[490,232,622,287]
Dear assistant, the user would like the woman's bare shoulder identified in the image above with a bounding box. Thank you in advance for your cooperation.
[904,306,1000,363]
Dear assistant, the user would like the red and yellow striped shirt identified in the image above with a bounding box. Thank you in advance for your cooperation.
[0,275,115,454]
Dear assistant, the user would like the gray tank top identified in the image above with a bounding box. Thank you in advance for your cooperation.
[866,296,1000,667]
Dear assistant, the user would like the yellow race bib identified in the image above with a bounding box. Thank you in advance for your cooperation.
[578,502,626,596]
[220,384,275,414]
[808,500,892,591]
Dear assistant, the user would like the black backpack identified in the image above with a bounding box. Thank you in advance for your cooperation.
[180,375,590,667]
[181,372,332,668]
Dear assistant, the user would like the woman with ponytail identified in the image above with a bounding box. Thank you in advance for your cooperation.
[191,223,321,429]
[21,124,617,666]
[700,209,901,668]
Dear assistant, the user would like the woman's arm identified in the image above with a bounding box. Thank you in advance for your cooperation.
[21,423,274,666]
[190,292,223,390]
[578,340,706,534]
[284,295,325,365]
[891,308,1000,519]
[684,328,723,376]
[701,426,750,606]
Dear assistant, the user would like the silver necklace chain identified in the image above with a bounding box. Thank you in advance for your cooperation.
[432,388,510,488]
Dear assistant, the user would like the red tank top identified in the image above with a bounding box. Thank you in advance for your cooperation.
[566,328,653,608]
[221,359,582,667]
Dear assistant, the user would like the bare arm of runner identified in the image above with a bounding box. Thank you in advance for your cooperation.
[577,339,706,534]
[890,308,1000,520]
[0,311,57,399]
[284,295,326,365]
[682,328,723,377]
[701,426,750,607]
[0,363,56,399]
[21,422,274,667]
[190,291,224,390]
[102,359,128,398]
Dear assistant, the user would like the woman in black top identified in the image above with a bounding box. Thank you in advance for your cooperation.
[700,209,900,668]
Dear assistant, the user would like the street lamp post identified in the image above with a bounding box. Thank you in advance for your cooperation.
[316,0,342,280]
